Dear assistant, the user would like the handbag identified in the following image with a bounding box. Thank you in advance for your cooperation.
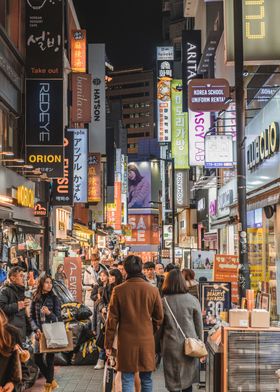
[164,297,207,358]
[42,321,68,349]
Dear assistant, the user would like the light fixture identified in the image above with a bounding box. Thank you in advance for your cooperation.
[6,164,33,169]
[0,152,14,156]
[2,159,25,163]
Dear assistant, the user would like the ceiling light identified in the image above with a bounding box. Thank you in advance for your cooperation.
[0,152,14,156]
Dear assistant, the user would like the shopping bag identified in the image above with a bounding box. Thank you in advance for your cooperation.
[39,330,73,353]
[42,322,68,348]
[102,358,115,392]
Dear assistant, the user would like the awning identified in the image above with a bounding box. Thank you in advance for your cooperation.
[13,219,45,234]
[73,223,95,235]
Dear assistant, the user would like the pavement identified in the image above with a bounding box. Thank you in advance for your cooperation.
[28,365,204,392]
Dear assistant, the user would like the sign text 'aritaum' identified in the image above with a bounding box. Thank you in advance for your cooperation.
[247,121,279,170]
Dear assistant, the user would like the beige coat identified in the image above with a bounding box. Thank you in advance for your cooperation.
[105,277,163,373]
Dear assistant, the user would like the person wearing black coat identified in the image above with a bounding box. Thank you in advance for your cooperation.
[0,267,31,340]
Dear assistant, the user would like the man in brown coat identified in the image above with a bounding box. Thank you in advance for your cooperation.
[105,255,164,392]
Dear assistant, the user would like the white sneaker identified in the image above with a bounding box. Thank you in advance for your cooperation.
[94,359,105,370]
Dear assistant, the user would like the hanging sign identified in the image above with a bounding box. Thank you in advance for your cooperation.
[205,135,234,169]
[71,30,87,73]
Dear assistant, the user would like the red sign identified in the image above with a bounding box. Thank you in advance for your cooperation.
[188,78,230,112]
[214,254,239,304]
[72,73,91,123]
[71,30,87,73]
[106,203,116,227]
[114,181,122,231]
[64,257,82,302]
[88,153,101,203]
[127,214,160,245]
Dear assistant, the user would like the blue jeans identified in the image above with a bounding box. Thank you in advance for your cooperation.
[99,349,106,360]
[122,372,153,392]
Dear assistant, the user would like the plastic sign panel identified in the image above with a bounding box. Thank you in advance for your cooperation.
[34,201,48,217]
[88,153,101,203]
[64,257,82,302]
[164,225,172,240]
[224,0,280,64]
[175,170,189,208]
[171,80,189,169]
[157,46,174,61]
[188,110,211,166]
[188,79,230,112]
[71,30,87,73]
[214,254,239,304]
[205,135,233,169]
[72,74,91,123]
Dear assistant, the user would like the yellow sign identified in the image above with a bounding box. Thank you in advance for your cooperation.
[17,186,35,208]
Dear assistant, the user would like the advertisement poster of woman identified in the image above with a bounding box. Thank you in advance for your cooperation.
[128,163,151,208]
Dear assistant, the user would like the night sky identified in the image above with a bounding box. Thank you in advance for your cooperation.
[73,0,162,69]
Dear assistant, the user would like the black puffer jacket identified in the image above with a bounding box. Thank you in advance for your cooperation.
[0,283,30,339]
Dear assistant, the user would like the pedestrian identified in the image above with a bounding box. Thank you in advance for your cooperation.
[83,253,108,308]
[181,269,199,299]
[0,267,31,341]
[30,274,61,392]
[155,263,165,277]
[143,261,164,294]
[0,309,22,392]
[99,270,110,305]
[161,269,203,392]
[108,268,123,292]
[54,264,68,286]
[0,262,7,287]
[164,263,178,274]
[92,287,107,370]
[105,255,164,392]
[117,260,127,281]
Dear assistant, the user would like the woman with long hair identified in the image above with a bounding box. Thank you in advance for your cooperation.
[181,269,199,299]
[128,164,150,208]
[30,274,61,392]
[161,269,203,392]
[54,264,67,285]
[0,309,22,392]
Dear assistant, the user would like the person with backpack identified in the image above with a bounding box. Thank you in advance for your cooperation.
[30,274,61,392]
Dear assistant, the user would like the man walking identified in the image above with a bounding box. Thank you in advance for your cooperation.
[105,255,163,392]
[83,252,108,308]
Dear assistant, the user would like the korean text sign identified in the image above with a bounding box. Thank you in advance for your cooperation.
[214,254,239,303]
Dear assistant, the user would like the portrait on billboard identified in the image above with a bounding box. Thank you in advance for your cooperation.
[191,250,216,282]
[128,163,151,208]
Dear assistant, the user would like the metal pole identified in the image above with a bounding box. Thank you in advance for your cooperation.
[234,0,250,296]
[171,158,175,264]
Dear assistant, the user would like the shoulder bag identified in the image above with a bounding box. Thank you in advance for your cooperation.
[164,297,207,358]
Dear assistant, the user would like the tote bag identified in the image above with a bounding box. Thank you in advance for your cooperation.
[42,322,68,349]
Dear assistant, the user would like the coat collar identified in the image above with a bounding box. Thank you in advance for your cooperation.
[126,277,146,283]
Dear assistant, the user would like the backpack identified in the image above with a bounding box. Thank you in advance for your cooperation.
[0,268,7,284]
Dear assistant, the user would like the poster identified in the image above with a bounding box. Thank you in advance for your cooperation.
[127,214,160,245]
[128,162,151,208]
[191,250,215,282]
[72,129,88,203]
[64,257,82,303]
[200,282,231,329]
[214,254,239,303]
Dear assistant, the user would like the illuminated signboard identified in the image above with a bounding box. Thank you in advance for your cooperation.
[225,0,280,64]
[71,30,87,73]
[17,186,35,208]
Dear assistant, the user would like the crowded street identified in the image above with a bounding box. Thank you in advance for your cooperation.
[1,0,280,391]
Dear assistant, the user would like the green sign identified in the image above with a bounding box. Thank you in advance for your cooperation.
[225,0,280,64]
[171,80,189,169]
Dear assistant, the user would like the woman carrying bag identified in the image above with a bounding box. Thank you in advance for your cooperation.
[30,274,61,392]
[161,269,204,392]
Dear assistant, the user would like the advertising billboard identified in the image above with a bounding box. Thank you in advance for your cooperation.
[128,162,151,209]
[69,128,88,203]
[52,130,74,205]
[72,73,91,123]
[64,257,82,302]
[88,44,106,154]
[171,80,189,169]
[127,214,160,245]
[182,30,201,112]
[214,254,239,303]
[157,79,171,142]
[71,30,87,73]
[114,180,122,231]
[188,110,211,166]
[88,153,101,203]
[191,250,215,282]
[175,170,189,208]
[157,46,174,61]
[205,135,233,169]
[25,0,64,78]
[224,0,280,64]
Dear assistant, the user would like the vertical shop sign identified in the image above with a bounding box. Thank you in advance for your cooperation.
[25,0,64,78]
[214,254,239,304]
[157,46,173,143]
[71,30,87,73]
[72,73,92,123]
[52,130,74,206]
[114,179,122,231]
[25,79,64,178]
[106,203,116,227]
[88,153,101,203]
[188,109,211,166]
[175,170,189,208]
[71,128,88,203]
[121,155,128,194]
[182,30,201,112]
[64,257,82,302]
[171,80,189,169]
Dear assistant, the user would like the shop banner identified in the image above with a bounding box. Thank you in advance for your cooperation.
[71,30,87,73]
[175,170,189,208]
[106,203,116,227]
[127,214,160,245]
[171,80,189,169]
[64,257,82,303]
[205,134,233,169]
[114,180,122,231]
[52,130,74,205]
[26,0,64,78]
[191,250,215,282]
[157,46,174,61]
[188,109,211,166]
[157,79,171,142]
[214,254,239,304]
[200,282,232,329]
[70,128,88,203]
[88,153,101,203]
[88,44,106,154]
[182,30,201,112]
[72,73,91,123]
[121,155,128,195]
